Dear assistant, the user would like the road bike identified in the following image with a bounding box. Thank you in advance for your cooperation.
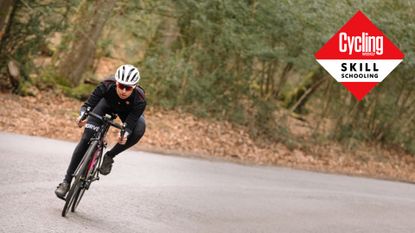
[61,107,124,217]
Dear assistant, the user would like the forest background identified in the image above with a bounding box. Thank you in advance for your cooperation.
[1,0,415,181]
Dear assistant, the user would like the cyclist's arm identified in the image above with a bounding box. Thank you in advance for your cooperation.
[124,101,146,135]
[80,82,106,114]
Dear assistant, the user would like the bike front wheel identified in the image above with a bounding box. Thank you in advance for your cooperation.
[71,177,87,212]
[62,168,85,217]
[61,141,98,217]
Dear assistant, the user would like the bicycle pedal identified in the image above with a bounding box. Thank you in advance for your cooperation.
[91,177,100,182]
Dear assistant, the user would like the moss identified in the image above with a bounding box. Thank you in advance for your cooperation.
[27,67,94,100]
[33,68,71,90]
[61,83,95,101]
[283,67,324,113]
[17,81,38,96]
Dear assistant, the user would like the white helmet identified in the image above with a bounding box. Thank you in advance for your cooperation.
[115,64,140,86]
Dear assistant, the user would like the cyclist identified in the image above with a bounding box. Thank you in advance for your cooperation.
[55,64,146,199]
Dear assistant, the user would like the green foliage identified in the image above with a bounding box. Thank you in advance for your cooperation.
[30,66,93,100]
[4,0,415,154]
[17,80,37,97]
[0,1,77,76]
[97,39,113,57]
[134,0,415,153]
[34,67,71,90]
[61,83,95,100]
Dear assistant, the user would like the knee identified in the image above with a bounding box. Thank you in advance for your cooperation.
[80,127,96,143]
[136,117,146,138]
[128,117,146,144]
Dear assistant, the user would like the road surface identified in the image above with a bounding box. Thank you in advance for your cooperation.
[0,132,415,233]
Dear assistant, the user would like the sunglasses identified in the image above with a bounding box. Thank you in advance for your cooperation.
[116,83,135,91]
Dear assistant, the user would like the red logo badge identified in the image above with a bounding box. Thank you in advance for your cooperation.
[315,11,404,101]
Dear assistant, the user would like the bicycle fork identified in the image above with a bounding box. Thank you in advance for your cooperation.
[83,147,103,190]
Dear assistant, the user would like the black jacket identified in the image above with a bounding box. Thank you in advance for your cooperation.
[80,77,146,135]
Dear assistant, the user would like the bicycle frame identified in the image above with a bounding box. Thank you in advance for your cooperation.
[73,112,122,180]
[72,115,115,187]
[82,124,109,188]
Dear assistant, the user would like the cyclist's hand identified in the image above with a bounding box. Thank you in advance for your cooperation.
[76,116,87,128]
[118,131,129,145]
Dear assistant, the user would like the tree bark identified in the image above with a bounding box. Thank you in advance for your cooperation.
[290,77,326,113]
[312,80,333,135]
[58,0,116,87]
[273,62,293,99]
[0,0,15,49]
[284,67,324,112]
[0,0,17,90]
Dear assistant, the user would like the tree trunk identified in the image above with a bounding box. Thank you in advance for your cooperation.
[0,0,15,50]
[264,62,271,96]
[0,0,17,90]
[266,60,278,99]
[259,61,266,97]
[58,0,116,87]
[273,62,293,99]
[284,67,324,112]
[290,77,326,113]
[312,80,334,135]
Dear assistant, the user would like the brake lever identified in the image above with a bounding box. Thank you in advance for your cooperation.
[120,123,127,139]
[80,106,91,121]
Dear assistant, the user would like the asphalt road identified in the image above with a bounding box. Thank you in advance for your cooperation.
[0,132,415,233]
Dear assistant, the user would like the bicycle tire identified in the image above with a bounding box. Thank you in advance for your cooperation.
[62,141,98,217]
[71,172,87,212]
[71,149,100,212]
[61,168,83,217]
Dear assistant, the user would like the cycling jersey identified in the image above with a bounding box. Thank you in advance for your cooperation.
[80,77,146,135]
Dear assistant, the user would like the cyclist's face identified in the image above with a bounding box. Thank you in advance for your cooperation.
[116,82,135,99]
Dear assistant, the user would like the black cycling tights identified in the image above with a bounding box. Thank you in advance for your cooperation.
[64,115,145,183]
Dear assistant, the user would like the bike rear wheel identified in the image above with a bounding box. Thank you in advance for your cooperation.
[61,141,98,217]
